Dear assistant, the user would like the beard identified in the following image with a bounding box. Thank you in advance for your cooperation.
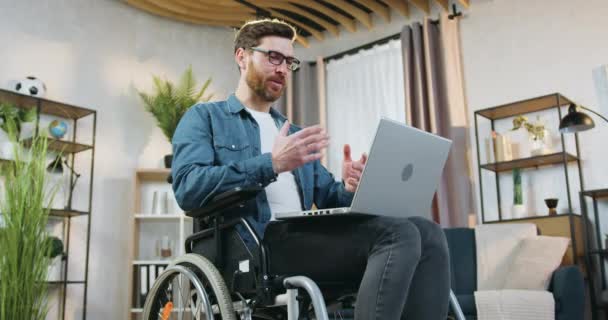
[245,60,285,102]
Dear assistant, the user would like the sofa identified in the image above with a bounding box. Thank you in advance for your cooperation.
[444,227,585,320]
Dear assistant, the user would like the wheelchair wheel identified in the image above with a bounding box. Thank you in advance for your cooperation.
[143,254,237,320]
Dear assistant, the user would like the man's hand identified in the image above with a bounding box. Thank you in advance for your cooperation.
[342,144,367,193]
[271,122,329,174]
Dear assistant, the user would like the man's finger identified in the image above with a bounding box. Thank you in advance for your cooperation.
[303,152,323,163]
[293,125,323,139]
[360,153,368,165]
[279,121,290,136]
[346,178,357,189]
[307,140,329,153]
[299,132,329,146]
[343,144,352,162]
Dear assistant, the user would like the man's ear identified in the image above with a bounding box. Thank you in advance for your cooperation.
[235,48,248,72]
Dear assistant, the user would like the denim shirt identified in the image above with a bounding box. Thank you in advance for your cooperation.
[171,94,354,241]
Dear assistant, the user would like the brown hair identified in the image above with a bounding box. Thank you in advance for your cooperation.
[234,18,296,53]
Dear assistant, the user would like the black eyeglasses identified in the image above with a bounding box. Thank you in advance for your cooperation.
[250,47,301,71]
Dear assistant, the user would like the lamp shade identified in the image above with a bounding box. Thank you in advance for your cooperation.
[559,104,595,134]
[47,155,64,174]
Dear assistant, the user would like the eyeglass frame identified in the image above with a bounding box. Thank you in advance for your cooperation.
[249,47,301,71]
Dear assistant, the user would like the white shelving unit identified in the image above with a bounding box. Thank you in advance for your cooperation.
[128,168,192,319]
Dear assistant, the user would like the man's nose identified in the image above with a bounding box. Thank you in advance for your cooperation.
[275,60,290,74]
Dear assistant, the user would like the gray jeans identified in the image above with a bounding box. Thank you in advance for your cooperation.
[264,216,450,320]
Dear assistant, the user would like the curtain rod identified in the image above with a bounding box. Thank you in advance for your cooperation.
[308,32,401,66]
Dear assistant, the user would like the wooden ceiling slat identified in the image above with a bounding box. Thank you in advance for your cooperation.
[143,0,253,21]
[191,0,248,8]
[287,0,356,33]
[172,0,254,14]
[434,0,449,12]
[125,0,243,26]
[256,1,340,37]
[295,35,310,48]
[408,0,430,14]
[354,0,390,21]
[263,8,325,41]
[458,0,470,8]
[382,0,409,18]
[327,0,373,29]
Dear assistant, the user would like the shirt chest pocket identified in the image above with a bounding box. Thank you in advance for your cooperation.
[213,136,251,164]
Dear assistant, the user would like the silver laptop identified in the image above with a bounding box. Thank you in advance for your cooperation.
[275,118,452,220]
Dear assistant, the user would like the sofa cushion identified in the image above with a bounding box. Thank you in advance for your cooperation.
[444,228,477,295]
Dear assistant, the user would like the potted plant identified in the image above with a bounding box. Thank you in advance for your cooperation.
[0,120,59,320]
[46,236,64,281]
[137,66,213,168]
[0,102,37,159]
[510,115,551,157]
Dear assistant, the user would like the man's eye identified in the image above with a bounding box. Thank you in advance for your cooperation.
[269,52,283,59]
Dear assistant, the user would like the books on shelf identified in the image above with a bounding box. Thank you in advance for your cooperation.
[133,263,168,309]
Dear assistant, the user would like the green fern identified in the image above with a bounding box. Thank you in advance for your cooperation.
[137,66,213,142]
[0,102,37,141]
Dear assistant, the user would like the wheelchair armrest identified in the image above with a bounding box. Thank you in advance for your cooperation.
[185,186,263,219]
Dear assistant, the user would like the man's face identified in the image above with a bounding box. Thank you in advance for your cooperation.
[241,36,294,102]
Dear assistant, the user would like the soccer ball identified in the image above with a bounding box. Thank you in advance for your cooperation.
[14,76,46,97]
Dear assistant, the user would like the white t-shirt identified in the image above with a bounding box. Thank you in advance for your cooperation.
[246,107,302,219]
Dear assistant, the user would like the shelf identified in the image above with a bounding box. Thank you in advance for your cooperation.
[22,137,93,154]
[0,88,95,119]
[133,260,171,265]
[47,280,86,285]
[582,188,608,199]
[49,208,89,218]
[131,308,192,313]
[137,168,172,181]
[135,214,190,220]
[485,212,580,223]
[480,152,578,172]
[476,93,573,120]
[589,249,608,256]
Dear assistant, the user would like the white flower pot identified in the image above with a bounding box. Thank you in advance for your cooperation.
[512,204,527,219]
[47,256,63,281]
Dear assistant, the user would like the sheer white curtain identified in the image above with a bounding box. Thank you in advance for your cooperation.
[326,39,405,179]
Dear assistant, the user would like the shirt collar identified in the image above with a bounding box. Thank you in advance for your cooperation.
[227,93,287,122]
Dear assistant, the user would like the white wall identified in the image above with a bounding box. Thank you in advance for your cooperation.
[0,0,238,319]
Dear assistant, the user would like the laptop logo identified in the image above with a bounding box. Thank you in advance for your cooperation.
[401,164,414,181]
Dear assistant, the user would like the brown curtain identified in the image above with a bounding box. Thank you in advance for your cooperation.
[401,14,474,227]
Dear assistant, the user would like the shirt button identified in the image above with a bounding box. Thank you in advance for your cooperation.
[231,144,236,149]
[258,183,263,187]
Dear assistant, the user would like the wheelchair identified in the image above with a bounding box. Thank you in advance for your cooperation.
[143,186,465,320]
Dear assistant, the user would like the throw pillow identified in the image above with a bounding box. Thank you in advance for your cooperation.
[503,236,570,290]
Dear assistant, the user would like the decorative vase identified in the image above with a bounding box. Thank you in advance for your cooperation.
[544,198,559,216]
[512,204,526,219]
[530,133,551,156]
[164,154,173,169]
[47,256,63,281]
